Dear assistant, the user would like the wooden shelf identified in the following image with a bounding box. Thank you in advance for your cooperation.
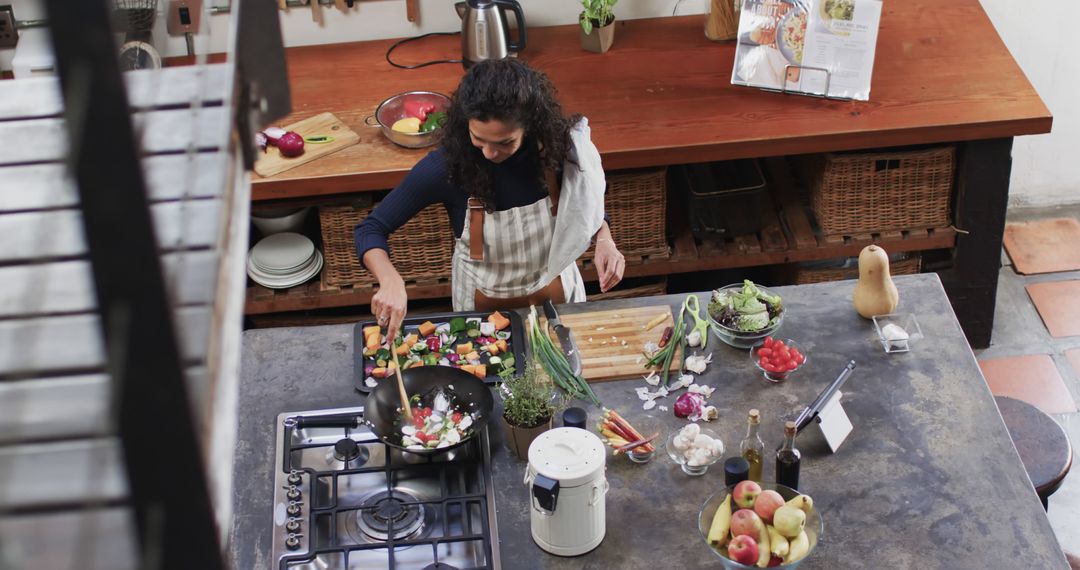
[244,222,956,315]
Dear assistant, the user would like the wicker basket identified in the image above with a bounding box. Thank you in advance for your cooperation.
[583,167,670,261]
[587,276,668,301]
[795,253,922,285]
[808,147,955,236]
[319,203,454,288]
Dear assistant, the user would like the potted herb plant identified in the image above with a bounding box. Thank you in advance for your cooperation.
[500,365,558,459]
[580,0,617,53]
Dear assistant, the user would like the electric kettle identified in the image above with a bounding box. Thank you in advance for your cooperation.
[524,427,608,556]
[454,0,527,69]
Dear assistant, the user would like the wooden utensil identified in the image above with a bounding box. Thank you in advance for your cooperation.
[389,338,413,421]
[546,305,682,382]
[406,0,419,22]
[254,112,360,178]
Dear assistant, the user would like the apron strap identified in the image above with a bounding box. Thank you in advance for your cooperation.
[467,169,561,262]
[468,197,485,261]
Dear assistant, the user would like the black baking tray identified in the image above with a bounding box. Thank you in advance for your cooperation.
[353,309,526,393]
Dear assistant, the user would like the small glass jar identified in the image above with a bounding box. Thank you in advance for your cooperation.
[704,0,741,42]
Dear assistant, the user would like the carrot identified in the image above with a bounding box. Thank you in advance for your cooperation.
[418,320,437,337]
[614,433,659,455]
[606,410,655,452]
[488,311,511,331]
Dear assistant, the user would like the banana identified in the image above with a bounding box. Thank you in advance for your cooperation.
[756,523,771,568]
[784,530,810,564]
[767,524,790,558]
[707,494,732,547]
[785,494,814,514]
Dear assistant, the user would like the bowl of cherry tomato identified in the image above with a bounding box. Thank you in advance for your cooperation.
[750,337,806,383]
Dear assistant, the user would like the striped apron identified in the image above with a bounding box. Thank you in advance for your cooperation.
[451,194,586,312]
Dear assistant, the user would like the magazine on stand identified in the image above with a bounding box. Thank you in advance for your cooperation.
[730,0,883,100]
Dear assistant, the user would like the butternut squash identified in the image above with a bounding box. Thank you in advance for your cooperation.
[852,245,899,318]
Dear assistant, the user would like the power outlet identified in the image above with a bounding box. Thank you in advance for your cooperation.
[0,6,17,49]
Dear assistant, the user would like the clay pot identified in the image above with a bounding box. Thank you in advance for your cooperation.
[501,414,553,459]
[580,18,615,54]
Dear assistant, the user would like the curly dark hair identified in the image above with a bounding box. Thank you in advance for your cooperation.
[441,59,580,211]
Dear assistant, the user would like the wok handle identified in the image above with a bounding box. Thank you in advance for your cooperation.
[293,415,359,429]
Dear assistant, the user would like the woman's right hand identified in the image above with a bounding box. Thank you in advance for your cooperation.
[363,248,408,340]
[371,279,408,340]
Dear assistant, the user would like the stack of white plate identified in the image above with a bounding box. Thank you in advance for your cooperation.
[247,232,324,289]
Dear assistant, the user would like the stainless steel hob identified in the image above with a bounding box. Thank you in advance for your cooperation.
[271,406,501,570]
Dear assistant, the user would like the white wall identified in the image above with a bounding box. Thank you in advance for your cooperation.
[3,0,1075,206]
[979,0,1078,207]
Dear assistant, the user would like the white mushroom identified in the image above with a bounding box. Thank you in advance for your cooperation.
[457,415,474,431]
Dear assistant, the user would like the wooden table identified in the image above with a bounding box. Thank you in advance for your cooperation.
[244,1,1051,348]
[232,274,1070,569]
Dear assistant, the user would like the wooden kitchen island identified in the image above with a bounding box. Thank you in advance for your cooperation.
[246,0,1051,348]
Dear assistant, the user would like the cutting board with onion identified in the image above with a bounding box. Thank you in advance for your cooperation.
[546,305,681,382]
[254,112,360,177]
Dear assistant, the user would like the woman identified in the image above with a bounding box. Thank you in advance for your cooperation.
[355,59,625,334]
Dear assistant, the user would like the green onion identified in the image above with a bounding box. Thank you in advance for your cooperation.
[527,306,602,407]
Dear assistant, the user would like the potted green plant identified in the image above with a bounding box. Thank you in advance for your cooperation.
[580,0,618,53]
[500,365,558,459]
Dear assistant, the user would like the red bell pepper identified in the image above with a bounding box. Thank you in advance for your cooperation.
[404,100,436,122]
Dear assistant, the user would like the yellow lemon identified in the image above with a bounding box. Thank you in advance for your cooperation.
[391,117,422,134]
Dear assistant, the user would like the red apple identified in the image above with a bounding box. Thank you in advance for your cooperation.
[753,490,786,523]
[733,480,762,509]
[730,508,764,538]
[768,554,783,567]
[727,534,759,566]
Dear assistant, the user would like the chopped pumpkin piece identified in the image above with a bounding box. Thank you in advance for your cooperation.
[417,320,437,337]
[456,342,474,355]
[460,364,477,376]
[395,343,411,356]
[464,351,480,362]
[495,339,508,353]
[371,367,389,379]
[363,325,382,339]
[365,334,381,352]
[488,311,511,331]
[472,364,487,379]
[403,333,419,347]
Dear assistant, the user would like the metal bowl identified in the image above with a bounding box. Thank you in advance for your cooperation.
[365,91,451,149]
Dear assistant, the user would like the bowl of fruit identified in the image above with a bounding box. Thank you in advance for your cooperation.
[750,337,806,383]
[698,481,822,569]
[367,91,451,149]
[707,280,785,350]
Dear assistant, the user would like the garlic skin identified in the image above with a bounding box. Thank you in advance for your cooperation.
[687,329,703,347]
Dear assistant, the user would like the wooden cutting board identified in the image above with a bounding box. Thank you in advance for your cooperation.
[254,112,360,177]
[547,305,681,383]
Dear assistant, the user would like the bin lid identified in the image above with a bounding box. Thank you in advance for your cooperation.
[528,427,606,487]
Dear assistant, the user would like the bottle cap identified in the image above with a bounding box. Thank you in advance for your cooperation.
[562,407,587,429]
[748,409,760,424]
[724,457,750,486]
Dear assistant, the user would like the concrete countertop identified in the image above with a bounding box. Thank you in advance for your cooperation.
[232,274,1068,569]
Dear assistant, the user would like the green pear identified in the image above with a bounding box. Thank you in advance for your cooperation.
[772,505,806,539]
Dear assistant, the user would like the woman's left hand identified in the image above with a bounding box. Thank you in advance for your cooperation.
[594,238,625,293]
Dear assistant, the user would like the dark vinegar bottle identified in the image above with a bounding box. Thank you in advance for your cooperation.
[775,421,801,490]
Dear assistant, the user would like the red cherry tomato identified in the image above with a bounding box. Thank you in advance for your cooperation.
[786,359,799,371]
[759,347,773,357]
[795,353,805,364]
[774,340,786,349]
[452,412,463,423]
[763,337,774,348]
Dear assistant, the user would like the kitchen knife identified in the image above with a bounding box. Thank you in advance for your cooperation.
[544,299,583,377]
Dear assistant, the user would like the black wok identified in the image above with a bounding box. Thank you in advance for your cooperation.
[365,365,494,455]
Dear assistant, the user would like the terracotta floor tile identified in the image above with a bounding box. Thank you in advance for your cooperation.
[1066,348,1080,380]
[1026,281,1080,338]
[979,354,1077,414]
[1004,218,1080,275]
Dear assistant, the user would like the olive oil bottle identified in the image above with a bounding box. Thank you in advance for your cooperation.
[776,421,802,490]
[739,409,765,482]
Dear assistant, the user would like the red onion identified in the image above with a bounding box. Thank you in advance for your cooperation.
[673,392,706,418]
[277,131,305,158]
[263,126,287,144]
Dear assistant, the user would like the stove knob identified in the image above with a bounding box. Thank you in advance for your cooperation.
[287,486,302,501]
[285,518,302,533]
[285,534,302,550]
[286,502,302,517]
[287,470,302,485]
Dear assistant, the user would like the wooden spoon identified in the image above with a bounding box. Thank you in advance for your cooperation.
[388,337,413,421]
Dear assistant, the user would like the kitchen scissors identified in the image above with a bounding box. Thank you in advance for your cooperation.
[683,294,710,350]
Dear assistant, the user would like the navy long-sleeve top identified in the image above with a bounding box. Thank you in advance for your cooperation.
[354,143,608,265]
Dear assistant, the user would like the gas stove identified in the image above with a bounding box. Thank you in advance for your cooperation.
[271,406,501,570]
